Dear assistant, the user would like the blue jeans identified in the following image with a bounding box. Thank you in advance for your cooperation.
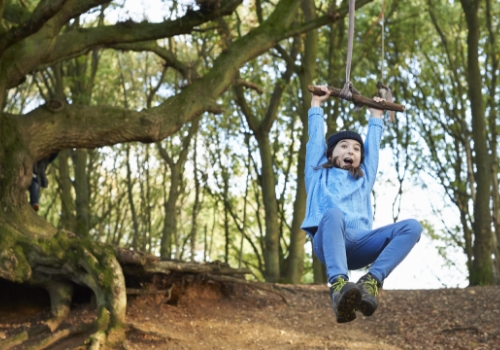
[313,208,422,285]
[28,176,40,205]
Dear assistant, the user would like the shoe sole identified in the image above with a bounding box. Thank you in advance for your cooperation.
[336,286,362,323]
[359,299,377,317]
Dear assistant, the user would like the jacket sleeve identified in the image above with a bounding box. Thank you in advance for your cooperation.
[362,117,384,183]
[304,107,327,193]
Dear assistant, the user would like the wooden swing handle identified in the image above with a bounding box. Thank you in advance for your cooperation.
[308,85,406,113]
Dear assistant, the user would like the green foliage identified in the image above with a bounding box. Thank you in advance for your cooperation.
[4,0,499,286]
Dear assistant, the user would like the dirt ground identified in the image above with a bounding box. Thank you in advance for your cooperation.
[1,278,499,350]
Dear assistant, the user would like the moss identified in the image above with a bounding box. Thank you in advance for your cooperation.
[95,306,110,331]
[0,222,32,283]
[11,245,31,282]
[0,245,31,283]
[106,324,126,347]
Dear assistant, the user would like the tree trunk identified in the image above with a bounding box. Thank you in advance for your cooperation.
[255,133,280,282]
[74,148,90,238]
[283,0,318,284]
[57,149,76,231]
[190,137,201,262]
[312,246,327,283]
[460,0,494,285]
[160,165,180,259]
[125,145,140,251]
[0,115,127,347]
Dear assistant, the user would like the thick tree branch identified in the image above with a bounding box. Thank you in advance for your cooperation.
[22,0,368,160]
[4,0,240,88]
[0,0,69,56]
[2,0,112,87]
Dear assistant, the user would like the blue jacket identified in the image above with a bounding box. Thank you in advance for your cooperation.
[301,107,384,236]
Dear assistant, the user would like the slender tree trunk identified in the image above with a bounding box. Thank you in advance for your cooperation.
[74,149,90,238]
[485,0,500,282]
[255,133,280,282]
[190,136,201,262]
[57,150,76,231]
[143,145,153,254]
[125,145,140,251]
[312,244,327,283]
[460,0,494,285]
[222,171,231,264]
[160,166,180,259]
[284,0,318,284]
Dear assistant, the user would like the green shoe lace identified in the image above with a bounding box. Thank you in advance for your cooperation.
[361,275,379,297]
[331,277,348,293]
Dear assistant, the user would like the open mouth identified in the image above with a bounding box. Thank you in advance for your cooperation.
[343,157,354,165]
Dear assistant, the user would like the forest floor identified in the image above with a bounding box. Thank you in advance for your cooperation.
[1,278,499,350]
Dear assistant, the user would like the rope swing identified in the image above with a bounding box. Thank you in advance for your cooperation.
[309,0,405,115]
[375,0,396,121]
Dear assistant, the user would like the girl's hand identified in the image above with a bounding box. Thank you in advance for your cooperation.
[368,96,384,118]
[311,85,331,107]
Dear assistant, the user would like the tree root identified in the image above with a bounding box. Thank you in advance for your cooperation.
[0,307,111,350]
[127,284,175,305]
[121,258,251,276]
[0,330,28,350]
[24,324,92,350]
[88,330,106,350]
[0,227,127,349]
[43,281,73,332]
[205,274,289,305]
[0,324,52,350]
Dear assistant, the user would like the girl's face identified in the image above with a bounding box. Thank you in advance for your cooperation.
[330,139,362,169]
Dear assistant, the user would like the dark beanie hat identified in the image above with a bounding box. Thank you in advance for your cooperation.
[327,130,364,161]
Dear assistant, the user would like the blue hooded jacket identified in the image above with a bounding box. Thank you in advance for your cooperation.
[301,107,384,237]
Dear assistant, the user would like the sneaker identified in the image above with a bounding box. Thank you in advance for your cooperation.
[330,277,361,323]
[32,203,39,212]
[356,273,382,317]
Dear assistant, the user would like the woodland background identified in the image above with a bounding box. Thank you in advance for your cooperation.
[5,0,499,286]
[1,0,499,347]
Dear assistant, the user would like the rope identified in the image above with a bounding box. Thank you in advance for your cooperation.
[380,0,386,84]
[339,0,357,101]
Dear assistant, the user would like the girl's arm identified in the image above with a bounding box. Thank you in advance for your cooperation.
[304,87,330,192]
[363,99,385,181]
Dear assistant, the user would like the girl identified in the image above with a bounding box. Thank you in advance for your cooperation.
[302,86,422,323]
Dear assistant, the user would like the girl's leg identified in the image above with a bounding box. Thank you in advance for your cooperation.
[346,219,422,283]
[313,208,361,323]
[28,176,40,206]
[313,208,356,284]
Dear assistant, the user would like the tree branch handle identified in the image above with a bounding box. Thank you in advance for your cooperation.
[308,85,405,112]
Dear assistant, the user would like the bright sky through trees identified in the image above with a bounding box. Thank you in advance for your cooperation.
[108,0,470,289]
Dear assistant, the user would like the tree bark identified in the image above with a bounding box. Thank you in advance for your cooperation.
[57,150,76,231]
[74,148,90,238]
[283,0,317,284]
[460,0,494,285]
